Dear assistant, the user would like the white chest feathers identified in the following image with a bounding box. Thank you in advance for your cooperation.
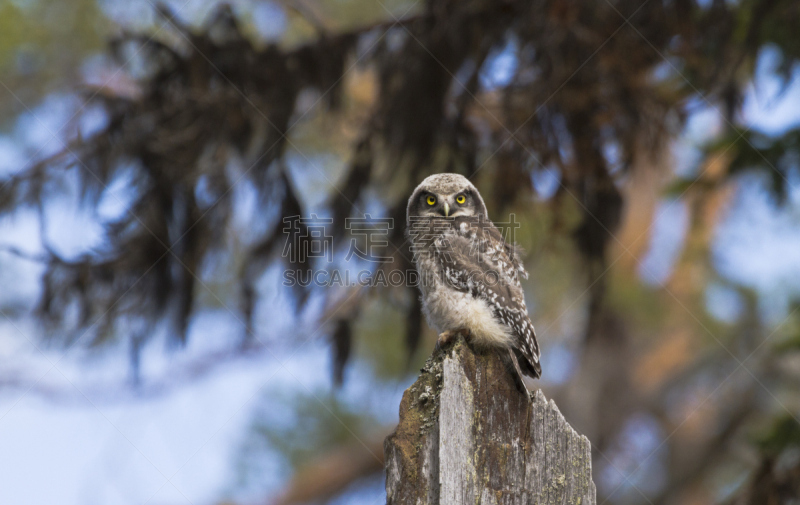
[420,282,512,348]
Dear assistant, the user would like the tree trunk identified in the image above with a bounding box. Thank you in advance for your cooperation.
[385,337,596,505]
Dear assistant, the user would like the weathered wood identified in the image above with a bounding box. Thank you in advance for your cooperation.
[385,337,596,505]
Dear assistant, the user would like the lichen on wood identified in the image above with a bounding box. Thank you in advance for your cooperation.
[385,337,596,505]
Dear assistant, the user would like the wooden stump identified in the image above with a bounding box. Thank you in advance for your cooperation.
[385,337,596,505]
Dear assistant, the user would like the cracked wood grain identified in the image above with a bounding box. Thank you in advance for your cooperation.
[385,337,596,505]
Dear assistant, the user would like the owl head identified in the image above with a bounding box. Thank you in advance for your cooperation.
[406,173,488,224]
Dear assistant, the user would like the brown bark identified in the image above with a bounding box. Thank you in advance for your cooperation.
[385,338,596,504]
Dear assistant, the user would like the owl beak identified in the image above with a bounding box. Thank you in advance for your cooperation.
[443,202,450,217]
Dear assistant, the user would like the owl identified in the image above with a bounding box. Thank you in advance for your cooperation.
[406,173,541,383]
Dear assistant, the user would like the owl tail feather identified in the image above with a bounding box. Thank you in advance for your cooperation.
[526,355,542,379]
[502,348,528,394]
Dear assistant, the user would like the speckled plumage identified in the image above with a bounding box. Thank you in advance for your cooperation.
[406,174,541,379]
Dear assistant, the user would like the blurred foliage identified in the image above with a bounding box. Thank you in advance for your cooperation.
[724,128,800,202]
[774,305,800,353]
[240,389,378,473]
[757,414,800,456]
[671,128,800,203]
[2,0,800,504]
[0,0,105,125]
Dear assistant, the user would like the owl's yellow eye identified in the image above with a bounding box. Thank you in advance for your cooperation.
[455,194,466,204]
[426,195,437,206]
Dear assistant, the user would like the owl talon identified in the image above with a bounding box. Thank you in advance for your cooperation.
[436,330,455,350]
[436,328,470,351]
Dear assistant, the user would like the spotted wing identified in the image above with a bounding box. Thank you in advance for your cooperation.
[431,217,541,378]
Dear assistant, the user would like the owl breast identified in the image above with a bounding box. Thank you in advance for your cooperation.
[416,253,513,348]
